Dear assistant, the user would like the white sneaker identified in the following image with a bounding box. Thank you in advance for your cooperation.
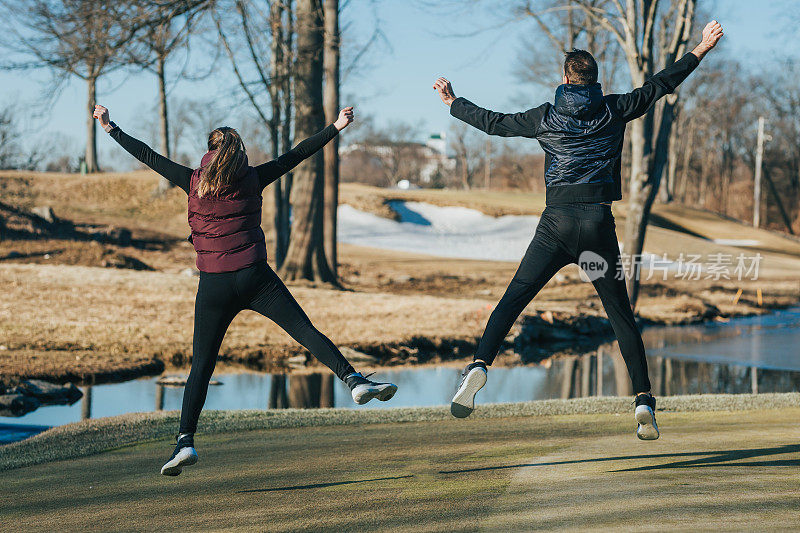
[634,394,660,440]
[161,434,198,476]
[451,362,487,418]
[345,372,398,405]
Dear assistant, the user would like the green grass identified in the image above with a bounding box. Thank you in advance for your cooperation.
[4,396,800,531]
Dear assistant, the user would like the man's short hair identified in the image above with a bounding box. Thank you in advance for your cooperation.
[564,49,598,85]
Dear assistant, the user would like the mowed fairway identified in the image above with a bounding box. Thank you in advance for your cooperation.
[4,408,800,532]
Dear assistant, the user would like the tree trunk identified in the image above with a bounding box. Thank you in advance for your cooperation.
[154,53,173,195]
[86,76,99,173]
[659,111,681,203]
[157,54,170,158]
[699,149,713,206]
[279,0,335,284]
[271,128,285,264]
[623,118,647,305]
[269,0,287,267]
[277,0,295,268]
[460,155,471,190]
[323,0,340,276]
[624,99,673,308]
[618,0,695,309]
[676,119,695,202]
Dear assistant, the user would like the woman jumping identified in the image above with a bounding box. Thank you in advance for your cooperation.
[93,104,397,476]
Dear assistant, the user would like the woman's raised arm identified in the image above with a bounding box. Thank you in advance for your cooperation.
[255,107,354,190]
[94,105,193,194]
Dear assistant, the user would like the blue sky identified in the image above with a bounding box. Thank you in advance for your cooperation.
[0,0,794,170]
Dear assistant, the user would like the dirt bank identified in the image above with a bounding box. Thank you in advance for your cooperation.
[2,261,798,388]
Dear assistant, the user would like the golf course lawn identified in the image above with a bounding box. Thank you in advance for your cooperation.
[4,407,800,531]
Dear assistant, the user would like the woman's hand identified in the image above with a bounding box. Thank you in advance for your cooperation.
[433,77,456,106]
[93,105,111,128]
[334,107,354,131]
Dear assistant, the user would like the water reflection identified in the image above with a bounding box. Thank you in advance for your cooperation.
[4,349,800,438]
[4,307,800,444]
[81,386,92,420]
[642,307,800,371]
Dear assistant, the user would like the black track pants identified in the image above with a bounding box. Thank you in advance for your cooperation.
[474,203,651,394]
[179,260,355,433]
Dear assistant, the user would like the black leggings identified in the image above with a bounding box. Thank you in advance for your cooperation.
[474,203,651,394]
[179,260,355,433]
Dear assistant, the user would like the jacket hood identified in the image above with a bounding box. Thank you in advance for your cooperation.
[554,83,604,119]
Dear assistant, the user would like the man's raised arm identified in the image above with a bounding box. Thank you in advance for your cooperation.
[433,77,546,138]
[609,20,724,123]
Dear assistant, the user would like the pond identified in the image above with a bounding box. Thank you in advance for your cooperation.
[3,307,799,445]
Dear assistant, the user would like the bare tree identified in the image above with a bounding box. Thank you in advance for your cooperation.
[128,5,204,193]
[0,105,18,170]
[1,1,138,172]
[760,59,800,228]
[274,0,295,268]
[516,0,622,90]
[569,0,697,308]
[279,0,335,283]
[212,0,295,266]
[323,0,341,276]
[0,0,207,173]
[0,104,43,170]
[450,122,484,190]
[152,96,228,166]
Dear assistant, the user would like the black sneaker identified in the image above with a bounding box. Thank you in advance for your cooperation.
[451,361,487,418]
[634,393,660,440]
[160,433,198,476]
[345,372,398,405]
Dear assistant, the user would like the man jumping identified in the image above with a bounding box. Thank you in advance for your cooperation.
[434,21,723,440]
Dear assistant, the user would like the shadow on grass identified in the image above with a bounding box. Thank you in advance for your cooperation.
[647,213,708,239]
[239,474,414,493]
[439,444,800,475]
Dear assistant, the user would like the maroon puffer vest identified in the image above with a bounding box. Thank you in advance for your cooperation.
[187,152,267,273]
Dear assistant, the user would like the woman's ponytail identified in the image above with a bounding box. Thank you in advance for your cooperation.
[198,127,246,197]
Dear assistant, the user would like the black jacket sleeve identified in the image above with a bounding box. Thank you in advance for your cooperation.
[256,124,339,189]
[607,52,700,122]
[109,127,193,194]
[449,97,548,138]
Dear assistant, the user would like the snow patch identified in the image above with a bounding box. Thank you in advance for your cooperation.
[338,200,678,271]
[337,201,540,262]
[712,239,760,247]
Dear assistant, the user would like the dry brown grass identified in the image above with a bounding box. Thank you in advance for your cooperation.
[3,258,796,386]
[0,263,496,384]
[2,170,800,385]
[0,170,187,235]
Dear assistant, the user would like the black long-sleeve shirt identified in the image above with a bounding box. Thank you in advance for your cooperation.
[449,52,700,204]
[109,124,339,194]
[450,52,700,137]
[605,52,700,122]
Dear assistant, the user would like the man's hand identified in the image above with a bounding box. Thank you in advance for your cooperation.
[93,104,110,128]
[691,20,723,60]
[433,77,456,106]
[334,106,354,131]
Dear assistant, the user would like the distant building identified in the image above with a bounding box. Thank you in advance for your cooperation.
[341,132,455,186]
[421,133,454,183]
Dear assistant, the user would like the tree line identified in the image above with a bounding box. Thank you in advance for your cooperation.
[433,0,795,309]
[2,1,795,307]
[513,0,799,306]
